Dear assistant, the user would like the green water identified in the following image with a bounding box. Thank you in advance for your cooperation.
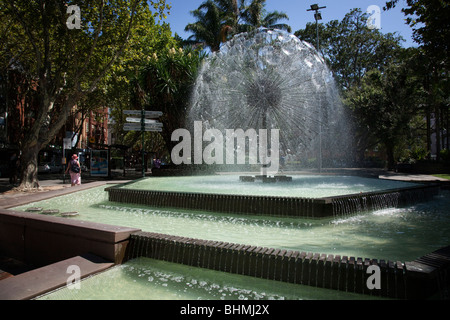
[119,175,420,198]
[37,257,377,300]
[13,185,450,263]
[11,180,450,300]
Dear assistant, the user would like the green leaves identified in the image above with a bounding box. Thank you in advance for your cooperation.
[139,47,206,151]
[296,8,404,91]
[344,49,424,168]
[1,0,173,188]
[185,0,291,52]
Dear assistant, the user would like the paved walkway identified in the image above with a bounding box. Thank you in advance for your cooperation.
[0,170,143,209]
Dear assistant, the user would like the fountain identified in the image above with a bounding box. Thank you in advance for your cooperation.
[187,28,351,177]
[2,29,449,300]
[101,29,448,299]
[108,28,439,217]
[100,29,448,299]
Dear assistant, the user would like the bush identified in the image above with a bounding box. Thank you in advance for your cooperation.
[440,149,450,163]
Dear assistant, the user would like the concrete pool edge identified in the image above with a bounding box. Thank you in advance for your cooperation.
[0,254,115,300]
[106,182,441,218]
[1,208,448,300]
[0,208,141,300]
[125,231,450,300]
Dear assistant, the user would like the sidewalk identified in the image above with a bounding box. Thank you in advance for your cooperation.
[0,169,146,209]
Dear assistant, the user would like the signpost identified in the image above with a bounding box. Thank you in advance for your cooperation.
[125,117,161,124]
[123,122,163,131]
[123,109,163,177]
[62,138,72,184]
[123,110,163,117]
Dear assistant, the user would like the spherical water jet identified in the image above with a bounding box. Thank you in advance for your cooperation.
[188,28,352,171]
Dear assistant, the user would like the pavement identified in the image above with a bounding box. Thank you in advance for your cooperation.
[0,168,448,209]
[0,169,145,209]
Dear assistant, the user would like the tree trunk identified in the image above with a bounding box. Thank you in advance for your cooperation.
[426,107,431,160]
[446,104,449,150]
[435,103,441,161]
[18,143,41,190]
[385,143,396,171]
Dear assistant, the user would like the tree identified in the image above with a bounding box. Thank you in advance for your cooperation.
[140,47,206,154]
[105,14,175,158]
[185,0,291,52]
[185,0,225,52]
[385,0,450,160]
[240,0,291,33]
[295,8,403,90]
[345,49,423,169]
[1,0,170,190]
[295,8,405,164]
[385,0,449,68]
[304,9,402,90]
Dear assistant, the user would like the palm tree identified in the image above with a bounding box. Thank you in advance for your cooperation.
[262,10,291,32]
[185,0,292,52]
[184,0,224,52]
[140,47,206,151]
[240,0,291,33]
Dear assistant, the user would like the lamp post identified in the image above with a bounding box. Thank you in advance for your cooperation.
[307,4,326,54]
[307,4,326,173]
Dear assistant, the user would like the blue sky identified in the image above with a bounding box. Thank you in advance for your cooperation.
[163,0,416,48]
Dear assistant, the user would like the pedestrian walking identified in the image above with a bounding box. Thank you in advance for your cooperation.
[65,154,81,186]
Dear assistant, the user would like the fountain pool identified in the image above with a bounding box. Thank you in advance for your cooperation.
[118,174,420,198]
[12,182,449,263]
[106,174,439,218]
[10,178,450,300]
[36,257,378,300]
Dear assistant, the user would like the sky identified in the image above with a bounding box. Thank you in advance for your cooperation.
[162,0,416,48]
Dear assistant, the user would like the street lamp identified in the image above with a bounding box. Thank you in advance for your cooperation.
[307,4,326,53]
[307,4,326,173]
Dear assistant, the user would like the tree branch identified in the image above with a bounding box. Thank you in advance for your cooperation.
[86,0,141,93]
[74,0,105,81]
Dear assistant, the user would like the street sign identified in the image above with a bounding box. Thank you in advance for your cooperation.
[126,117,162,125]
[124,122,163,129]
[122,110,163,178]
[123,110,163,118]
[123,123,163,132]
[63,138,72,150]
[123,126,162,132]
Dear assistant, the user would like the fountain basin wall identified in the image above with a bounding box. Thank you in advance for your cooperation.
[0,209,140,267]
[106,183,440,218]
[126,231,450,300]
